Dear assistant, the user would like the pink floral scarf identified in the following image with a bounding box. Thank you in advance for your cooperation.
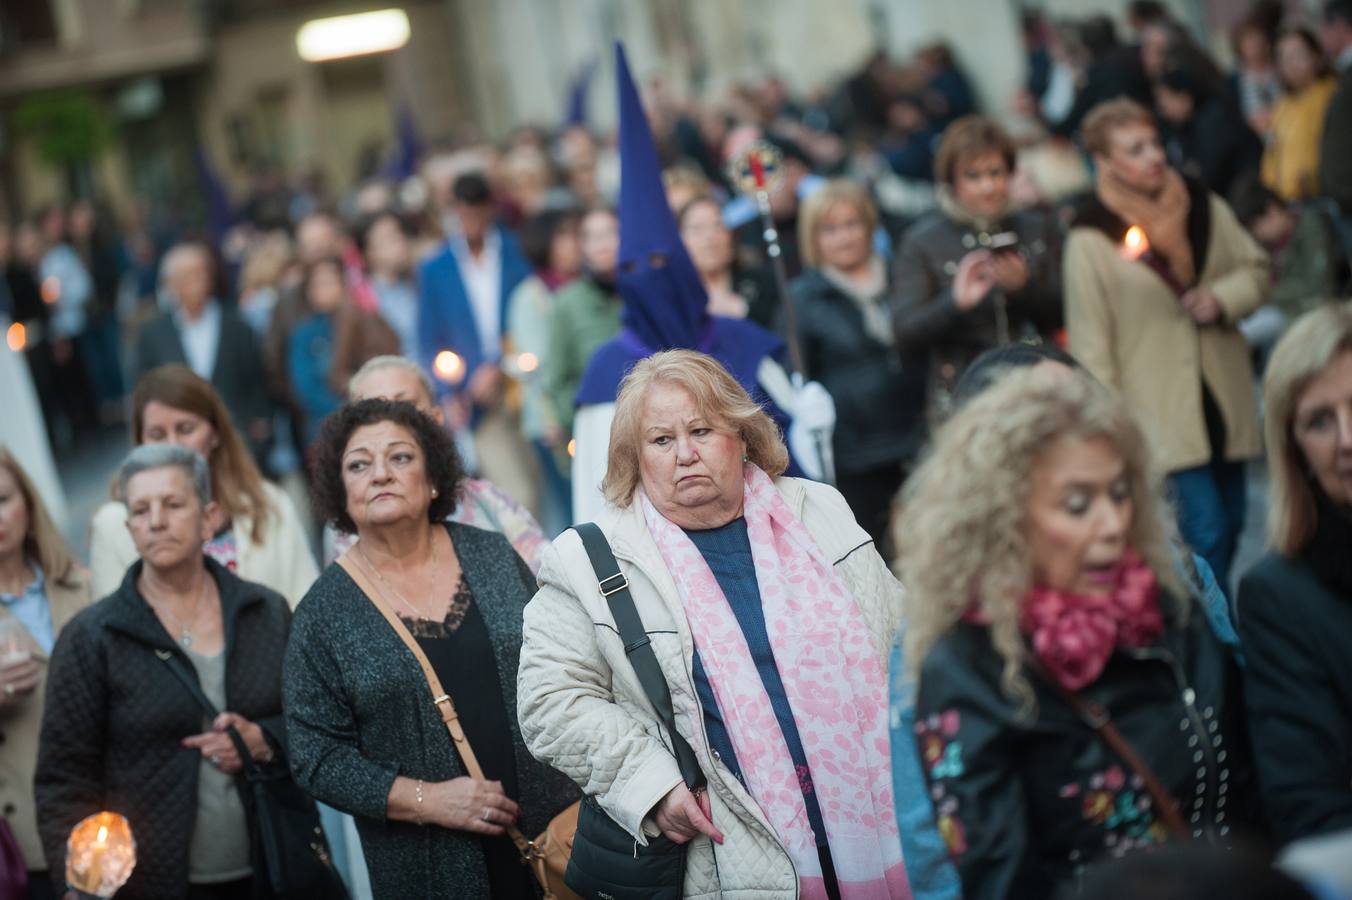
[641,466,910,899]
[1019,552,1163,691]
[966,551,1165,691]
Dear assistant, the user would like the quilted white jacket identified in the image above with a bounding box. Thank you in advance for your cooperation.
[518,476,905,899]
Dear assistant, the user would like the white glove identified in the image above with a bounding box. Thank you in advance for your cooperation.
[787,379,836,483]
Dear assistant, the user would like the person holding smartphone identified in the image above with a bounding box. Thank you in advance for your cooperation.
[892,115,1064,417]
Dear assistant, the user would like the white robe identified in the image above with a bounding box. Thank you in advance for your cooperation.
[0,322,67,531]
[570,402,616,526]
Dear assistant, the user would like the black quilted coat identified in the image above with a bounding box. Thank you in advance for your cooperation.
[35,558,291,900]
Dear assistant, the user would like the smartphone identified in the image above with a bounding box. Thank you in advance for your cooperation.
[988,231,1019,253]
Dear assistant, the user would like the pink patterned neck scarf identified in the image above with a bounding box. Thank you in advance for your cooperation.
[641,466,911,900]
[1016,552,1164,691]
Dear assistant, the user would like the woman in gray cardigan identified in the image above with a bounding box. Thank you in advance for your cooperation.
[283,399,577,899]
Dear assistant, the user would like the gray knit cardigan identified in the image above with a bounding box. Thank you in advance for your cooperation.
[283,522,579,899]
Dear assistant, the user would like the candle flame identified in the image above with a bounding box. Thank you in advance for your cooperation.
[516,352,538,374]
[41,276,60,305]
[1122,225,1148,259]
[433,350,465,383]
[566,439,577,458]
[67,811,136,896]
[5,322,25,352]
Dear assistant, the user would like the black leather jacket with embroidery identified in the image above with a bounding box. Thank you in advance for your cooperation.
[913,602,1264,899]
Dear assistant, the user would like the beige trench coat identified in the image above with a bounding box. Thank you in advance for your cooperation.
[1064,185,1269,473]
[0,567,91,870]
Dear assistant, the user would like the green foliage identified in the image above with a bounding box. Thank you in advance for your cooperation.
[13,90,115,165]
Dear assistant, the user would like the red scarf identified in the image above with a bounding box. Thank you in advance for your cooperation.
[968,553,1164,691]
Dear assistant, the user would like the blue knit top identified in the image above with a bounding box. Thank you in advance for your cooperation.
[684,517,829,847]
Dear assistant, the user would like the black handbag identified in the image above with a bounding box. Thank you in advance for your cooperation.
[563,523,707,900]
[155,649,350,900]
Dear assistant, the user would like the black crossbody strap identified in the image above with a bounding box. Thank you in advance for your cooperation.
[571,523,705,791]
[154,648,261,779]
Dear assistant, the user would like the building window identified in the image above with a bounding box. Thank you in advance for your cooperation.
[0,0,58,47]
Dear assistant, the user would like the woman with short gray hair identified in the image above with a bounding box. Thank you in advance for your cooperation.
[36,444,293,899]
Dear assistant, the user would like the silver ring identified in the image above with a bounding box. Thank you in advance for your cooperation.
[2,684,12,697]
[210,755,221,767]
[481,809,492,823]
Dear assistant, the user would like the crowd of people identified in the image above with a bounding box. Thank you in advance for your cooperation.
[1,1,1352,898]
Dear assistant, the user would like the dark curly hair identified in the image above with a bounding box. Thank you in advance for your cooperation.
[310,399,464,534]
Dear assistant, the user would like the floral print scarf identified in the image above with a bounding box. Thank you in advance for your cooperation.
[641,465,910,899]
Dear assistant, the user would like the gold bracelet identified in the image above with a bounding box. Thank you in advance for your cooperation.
[415,779,425,825]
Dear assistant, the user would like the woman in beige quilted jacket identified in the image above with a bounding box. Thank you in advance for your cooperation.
[518,350,911,899]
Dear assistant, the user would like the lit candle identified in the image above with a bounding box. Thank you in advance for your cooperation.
[90,825,106,885]
[1121,224,1187,296]
[41,276,61,305]
[433,350,465,384]
[1121,225,1148,261]
[566,438,577,458]
[66,811,136,898]
[5,322,24,352]
[515,351,539,374]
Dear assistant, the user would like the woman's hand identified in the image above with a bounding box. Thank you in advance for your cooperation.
[652,784,724,845]
[952,250,998,311]
[468,362,504,408]
[1181,286,1222,325]
[428,777,520,836]
[182,712,271,775]
[541,423,566,449]
[990,251,1029,293]
[0,657,41,710]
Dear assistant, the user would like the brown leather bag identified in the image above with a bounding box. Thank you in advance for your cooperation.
[337,553,582,899]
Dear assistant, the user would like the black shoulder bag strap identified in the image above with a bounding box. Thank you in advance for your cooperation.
[570,523,705,791]
[156,650,350,900]
[154,648,263,780]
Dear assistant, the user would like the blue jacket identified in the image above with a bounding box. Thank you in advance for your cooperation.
[887,552,1241,900]
[416,229,531,403]
[288,313,342,443]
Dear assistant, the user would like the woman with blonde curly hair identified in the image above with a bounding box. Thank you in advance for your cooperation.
[894,367,1262,900]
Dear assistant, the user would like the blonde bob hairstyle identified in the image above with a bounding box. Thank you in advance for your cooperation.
[895,367,1185,709]
[1261,303,1352,556]
[602,350,789,507]
[797,179,879,270]
[0,445,81,587]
